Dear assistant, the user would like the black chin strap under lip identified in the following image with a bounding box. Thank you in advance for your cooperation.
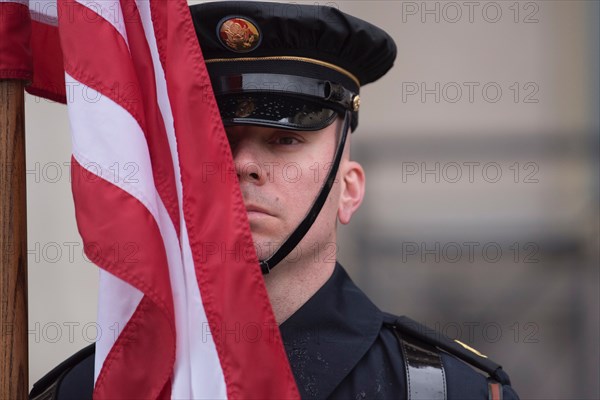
[259,111,351,274]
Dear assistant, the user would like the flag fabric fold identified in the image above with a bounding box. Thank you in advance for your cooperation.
[0,0,32,80]
[2,0,300,398]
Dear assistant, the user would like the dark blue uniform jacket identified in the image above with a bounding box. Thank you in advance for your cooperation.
[30,264,520,399]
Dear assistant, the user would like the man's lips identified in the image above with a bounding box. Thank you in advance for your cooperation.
[245,204,274,216]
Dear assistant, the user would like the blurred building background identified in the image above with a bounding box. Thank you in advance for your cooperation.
[27,1,599,398]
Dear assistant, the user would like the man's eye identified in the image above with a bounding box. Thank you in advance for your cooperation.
[273,136,300,145]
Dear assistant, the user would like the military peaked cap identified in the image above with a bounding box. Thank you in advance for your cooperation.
[189,1,397,131]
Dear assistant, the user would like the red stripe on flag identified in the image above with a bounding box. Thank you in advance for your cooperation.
[25,21,67,104]
[71,158,175,399]
[95,297,172,400]
[153,0,300,398]
[58,2,146,129]
[0,2,32,80]
[59,0,180,237]
[27,20,65,102]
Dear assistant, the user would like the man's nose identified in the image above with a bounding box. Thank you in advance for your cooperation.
[231,141,267,185]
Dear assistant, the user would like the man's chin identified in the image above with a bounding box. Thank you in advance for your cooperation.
[251,239,280,261]
[246,230,291,261]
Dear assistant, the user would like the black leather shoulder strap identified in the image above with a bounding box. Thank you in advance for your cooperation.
[29,344,95,400]
[383,313,512,386]
[392,326,447,400]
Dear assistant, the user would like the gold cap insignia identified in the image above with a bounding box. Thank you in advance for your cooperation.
[218,17,261,53]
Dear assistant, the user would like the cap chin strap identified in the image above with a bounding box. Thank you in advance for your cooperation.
[259,111,351,274]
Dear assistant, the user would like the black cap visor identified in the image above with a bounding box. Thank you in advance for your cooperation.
[217,93,338,131]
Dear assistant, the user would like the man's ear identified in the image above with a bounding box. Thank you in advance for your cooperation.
[338,161,365,225]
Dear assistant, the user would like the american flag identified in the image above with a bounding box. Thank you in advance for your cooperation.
[0,0,299,398]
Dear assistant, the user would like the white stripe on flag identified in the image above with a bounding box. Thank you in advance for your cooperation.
[29,0,57,25]
[94,270,143,383]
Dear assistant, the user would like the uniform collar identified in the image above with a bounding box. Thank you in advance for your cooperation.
[279,263,383,399]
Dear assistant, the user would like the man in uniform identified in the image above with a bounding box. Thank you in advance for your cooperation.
[30,2,520,399]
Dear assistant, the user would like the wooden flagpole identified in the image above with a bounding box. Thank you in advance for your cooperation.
[0,79,29,399]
